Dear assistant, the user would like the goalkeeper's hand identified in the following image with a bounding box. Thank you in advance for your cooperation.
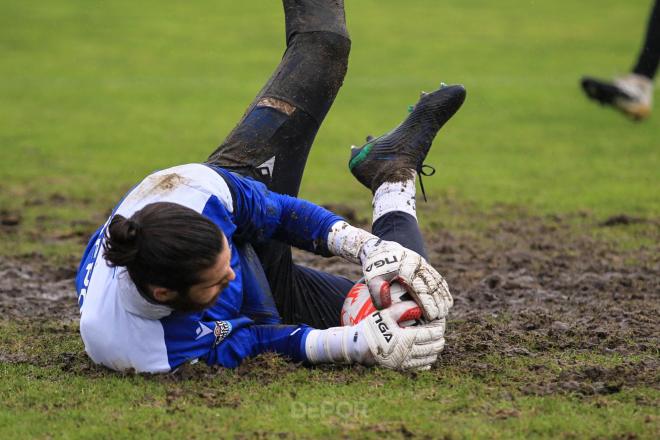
[360,239,453,321]
[357,301,446,371]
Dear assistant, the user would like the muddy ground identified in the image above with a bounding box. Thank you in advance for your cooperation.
[1,210,658,397]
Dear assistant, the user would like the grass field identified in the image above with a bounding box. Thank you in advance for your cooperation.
[1,0,658,438]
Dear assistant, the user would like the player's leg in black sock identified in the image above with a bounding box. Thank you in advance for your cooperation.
[581,1,657,119]
[207,1,351,327]
[632,0,660,80]
[207,0,350,197]
[372,211,428,259]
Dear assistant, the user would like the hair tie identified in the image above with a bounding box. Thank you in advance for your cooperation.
[127,219,141,240]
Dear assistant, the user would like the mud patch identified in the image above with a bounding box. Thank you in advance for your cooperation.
[519,358,660,397]
[599,214,647,227]
[0,255,79,320]
[293,213,660,393]
[257,97,296,117]
[154,173,185,192]
[0,210,21,226]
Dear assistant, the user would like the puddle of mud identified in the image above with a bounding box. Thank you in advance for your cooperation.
[1,212,658,394]
[294,214,659,393]
[0,255,79,320]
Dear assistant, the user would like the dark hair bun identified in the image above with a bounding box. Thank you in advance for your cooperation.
[98,202,225,304]
[103,214,141,267]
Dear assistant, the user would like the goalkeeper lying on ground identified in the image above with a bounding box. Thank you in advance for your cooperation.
[75,0,466,373]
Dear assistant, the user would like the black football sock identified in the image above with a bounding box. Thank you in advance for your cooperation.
[632,0,660,79]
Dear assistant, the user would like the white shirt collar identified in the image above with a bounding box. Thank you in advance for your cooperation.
[116,270,173,320]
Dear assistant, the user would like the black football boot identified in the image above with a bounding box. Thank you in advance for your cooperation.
[348,84,466,198]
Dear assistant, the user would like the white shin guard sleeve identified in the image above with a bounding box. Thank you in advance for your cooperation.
[372,177,417,224]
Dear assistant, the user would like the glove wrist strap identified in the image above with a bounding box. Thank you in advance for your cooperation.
[305,327,372,365]
[358,237,381,263]
[327,221,378,264]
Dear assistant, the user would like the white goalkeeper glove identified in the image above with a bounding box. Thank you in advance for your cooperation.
[327,221,452,321]
[305,301,446,371]
[360,238,452,321]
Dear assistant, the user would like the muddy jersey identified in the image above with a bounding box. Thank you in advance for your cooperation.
[75,163,342,372]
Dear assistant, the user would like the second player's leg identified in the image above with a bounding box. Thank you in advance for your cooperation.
[580,0,657,119]
[632,0,660,80]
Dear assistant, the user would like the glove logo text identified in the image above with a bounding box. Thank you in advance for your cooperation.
[372,312,393,343]
[365,256,399,272]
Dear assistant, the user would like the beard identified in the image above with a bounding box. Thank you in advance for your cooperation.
[166,291,219,313]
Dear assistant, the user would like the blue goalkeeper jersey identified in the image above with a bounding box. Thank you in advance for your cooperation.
[75,163,342,372]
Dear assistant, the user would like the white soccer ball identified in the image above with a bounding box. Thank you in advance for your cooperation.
[340,281,423,327]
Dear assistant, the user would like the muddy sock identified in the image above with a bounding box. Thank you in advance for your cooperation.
[372,171,417,224]
[284,0,349,43]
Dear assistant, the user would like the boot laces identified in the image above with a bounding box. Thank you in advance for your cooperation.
[417,164,436,202]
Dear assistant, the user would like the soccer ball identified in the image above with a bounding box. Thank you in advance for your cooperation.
[340,281,424,327]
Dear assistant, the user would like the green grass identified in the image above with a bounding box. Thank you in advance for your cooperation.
[1,0,658,218]
[2,364,655,439]
[1,0,659,438]
[1,0,658,260]
[1,320,657,439]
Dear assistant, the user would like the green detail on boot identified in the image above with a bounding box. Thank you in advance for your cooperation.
[348,142,374,170]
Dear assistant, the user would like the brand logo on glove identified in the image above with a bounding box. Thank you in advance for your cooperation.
[365,256,399,272]
[372,312,393,343]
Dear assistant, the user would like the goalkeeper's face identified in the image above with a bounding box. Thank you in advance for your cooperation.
[152,234,236,313]
[186,234,236,310]
[188,237,236,310]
